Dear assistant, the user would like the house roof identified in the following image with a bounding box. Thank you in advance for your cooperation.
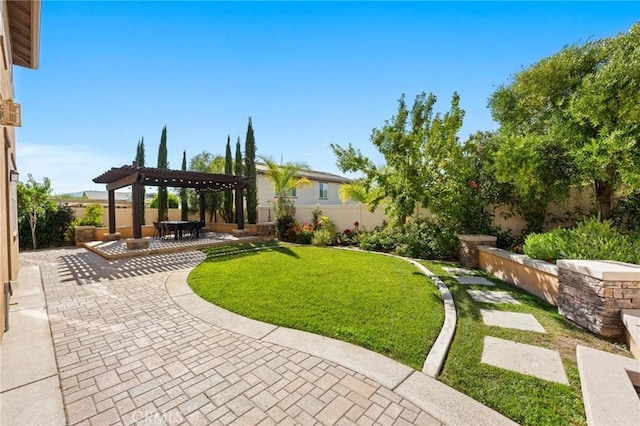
[7,0,41,69]
[255,163,351,184]
[82,191,132,202]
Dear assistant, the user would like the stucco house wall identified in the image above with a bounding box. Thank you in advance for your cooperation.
[0,0,41,343]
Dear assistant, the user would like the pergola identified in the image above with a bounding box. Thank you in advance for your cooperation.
[93,165,248,239]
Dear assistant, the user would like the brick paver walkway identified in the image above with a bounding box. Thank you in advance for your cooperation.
[23,248,441,425]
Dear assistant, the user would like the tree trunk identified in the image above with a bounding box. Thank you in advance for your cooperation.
[29,216,37,250]
[595,179,613,221]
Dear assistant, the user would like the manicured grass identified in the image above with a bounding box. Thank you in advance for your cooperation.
[189,245,444,369]
[421,260,631,426]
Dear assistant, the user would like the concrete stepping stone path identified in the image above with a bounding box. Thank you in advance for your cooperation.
[482,336,569,384]
[443,266,477,275]
[455,276,496,286]
[480,309,546,333]
[467,290,520,305]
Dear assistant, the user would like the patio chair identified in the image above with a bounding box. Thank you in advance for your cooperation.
[161,222,173,240]
[152,222,163,239]
[198,221,207,237]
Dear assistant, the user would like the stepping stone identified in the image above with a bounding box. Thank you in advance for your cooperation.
[467,290,520,305]
[482,336,568,384]
[443,267,477,276]
[480,309,546,333]
[455,276,495,286]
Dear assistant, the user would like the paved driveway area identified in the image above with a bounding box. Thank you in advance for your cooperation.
[21,247,441,425]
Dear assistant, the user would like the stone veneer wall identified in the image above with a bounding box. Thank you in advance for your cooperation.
[557,260,640,340]
[458,235,497,268]
[74,226,96,245]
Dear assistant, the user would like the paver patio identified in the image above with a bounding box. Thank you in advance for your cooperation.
[17,248,442,425]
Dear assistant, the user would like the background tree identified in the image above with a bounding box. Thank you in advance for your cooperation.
[156,126,169,222]
[235,137,243,176]
[17,174,57,250]
[331,92,464,225]
[222,136,234,222]
[135,137,146,224]
[150,192,179,208]
[489,24,640,224]
[189,151,225,222]
[180,150,188,220]
[244,117,258,224]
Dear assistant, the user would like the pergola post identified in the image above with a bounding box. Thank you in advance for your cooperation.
[108,189,116,234]
[131,181,142,239]
[199,193,206,223]
[235,185,244,230]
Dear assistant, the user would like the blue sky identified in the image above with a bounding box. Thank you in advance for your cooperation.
[14,1,640,194]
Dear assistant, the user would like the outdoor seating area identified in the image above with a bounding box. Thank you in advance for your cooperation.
[153,220,206,240]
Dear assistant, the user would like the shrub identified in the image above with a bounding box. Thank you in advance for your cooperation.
[19,203,75,249]
[523,218,640,264]
[294,223,314,244]
[276,215,296,242]
[311,215,337,246]
[65,203,105,243]
[359,219,458,260]
[335,229,360,246]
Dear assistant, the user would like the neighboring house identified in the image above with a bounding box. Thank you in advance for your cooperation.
[255,162,353,208]
[1,0,41,343]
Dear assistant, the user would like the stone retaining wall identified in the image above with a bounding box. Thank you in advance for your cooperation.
[74,226,96,245]
[458,235,497,268]
[557,260,640,340]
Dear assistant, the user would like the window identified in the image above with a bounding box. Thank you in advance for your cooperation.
[319,182,328,199]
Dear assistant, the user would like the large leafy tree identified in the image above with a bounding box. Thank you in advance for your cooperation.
[259,156,311,218]
[180,150,188,220]
[135,137,146,224]
[17,174,56,250]
[222,136,234,222]
[156,126,169,222]
[331,92,464,225]
[189,151,225,222]
[489,23,640,224]
[244,117,258,224]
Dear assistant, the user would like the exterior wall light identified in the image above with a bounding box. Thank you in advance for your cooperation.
[9,170,19,182]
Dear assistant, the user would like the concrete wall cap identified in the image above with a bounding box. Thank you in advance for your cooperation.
[478,246,558,276]
[557,259,640,281]
[458,234,497,242]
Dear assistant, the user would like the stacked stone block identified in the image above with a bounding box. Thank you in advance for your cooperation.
[458,235,497,268]
[74,226,96,245]
[557,260,640,340]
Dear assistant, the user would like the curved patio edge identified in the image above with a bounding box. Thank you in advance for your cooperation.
[165,265,517,426]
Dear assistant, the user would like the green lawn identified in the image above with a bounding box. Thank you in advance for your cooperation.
[188,244,444,370]
[422,260,631,426]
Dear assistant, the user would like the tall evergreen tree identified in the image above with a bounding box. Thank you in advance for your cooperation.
[157,126,169,222]
[223,135,234,222]
[244,117,258,224]
[235,137,243,176]
[135,137,146,224]
[180,150,188,221]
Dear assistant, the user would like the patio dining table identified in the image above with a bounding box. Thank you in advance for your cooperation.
[160,221,197,240]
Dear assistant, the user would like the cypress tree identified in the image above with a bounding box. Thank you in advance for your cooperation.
[180,150,188,221]
[235,137,243,176]
[223,135,234,222]
[135,137,146,224]
[244,117,258,224]
[157,126,169,222]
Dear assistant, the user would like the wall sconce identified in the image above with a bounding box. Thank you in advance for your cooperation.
[9,170,19,182]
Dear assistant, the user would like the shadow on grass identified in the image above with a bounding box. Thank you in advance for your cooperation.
[202,242,300,263]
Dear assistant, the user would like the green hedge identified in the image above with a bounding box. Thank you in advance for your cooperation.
[523,218,640,264]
